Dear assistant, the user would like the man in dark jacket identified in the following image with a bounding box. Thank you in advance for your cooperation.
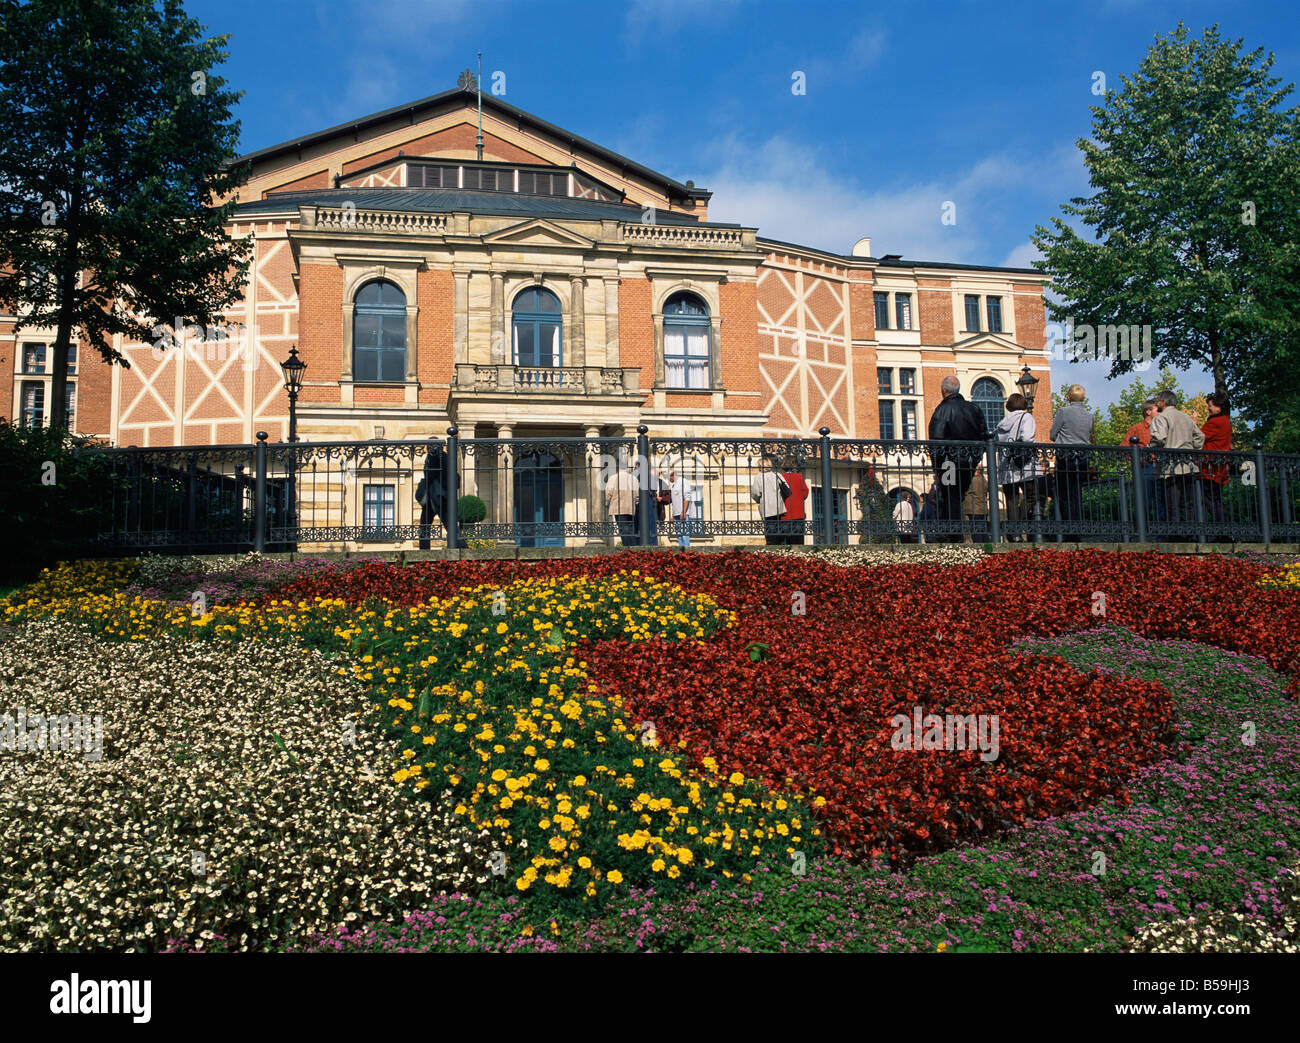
[927,375,987,542]
[418,439,467,549]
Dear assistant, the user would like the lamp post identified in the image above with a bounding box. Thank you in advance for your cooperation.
[281,347,306,547]
[1016,364,1040,412]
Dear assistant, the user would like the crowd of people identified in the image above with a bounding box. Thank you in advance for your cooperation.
[413,380,1234,549]
[888,379,1234,543]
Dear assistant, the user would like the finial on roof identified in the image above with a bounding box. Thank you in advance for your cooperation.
[457,68,477,91]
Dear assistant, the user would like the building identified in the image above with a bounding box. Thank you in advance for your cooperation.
[2,84,1052,545]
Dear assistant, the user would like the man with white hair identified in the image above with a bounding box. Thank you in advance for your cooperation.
[1050,384,1095,541]
[927,375,987,542]
[1148,388,1205,539]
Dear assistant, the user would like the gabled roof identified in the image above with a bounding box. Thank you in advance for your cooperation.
[228,86,711,206]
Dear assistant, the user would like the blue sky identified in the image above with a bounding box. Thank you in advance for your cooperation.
[186,0,1299,409]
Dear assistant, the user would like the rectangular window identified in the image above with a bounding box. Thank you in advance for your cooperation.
[873,292,890,330]
[965,295,981,332]
[901,400,918,440]
[21,381,44,427]
[895,293,912,331]
[987,296,1003,333]
[22,342,45,374]
[879,399,895,440]
[877,367,892,395]
[899,367,916,394]
[67,343,77,374]
[65,383,75,426]
[664,325,710,389]
[362,484,396,537]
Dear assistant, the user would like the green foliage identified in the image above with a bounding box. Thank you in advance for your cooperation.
[1032,23,1300,445]
[457,494,488,526]
[0,419,122,583]
[0,0,253,432]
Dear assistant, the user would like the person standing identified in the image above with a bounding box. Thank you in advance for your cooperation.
[995,393,1042,541]
[1148,389,1205,538]
[605,460,638,547]
[1123,400,1165,524]
[778,457,810,545]
[961,463,990,542]
[750,456,791,545]
[668,468,693,550]
[1049,385,1095,541]
[1200,392,1232,526]
[917,488,937,544]
[417,438,466,549]
[892,490,916,544]
[927,375,986,543]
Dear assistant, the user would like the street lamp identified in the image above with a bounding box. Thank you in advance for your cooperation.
[281,346,306,443]
[280,346,306,549]
[1016,364,1040,411]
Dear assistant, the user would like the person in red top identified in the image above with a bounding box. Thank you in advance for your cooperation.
[779,457,810,545]
[1200,391,1232,525]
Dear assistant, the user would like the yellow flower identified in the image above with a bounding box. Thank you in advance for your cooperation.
[534,758,550,771]
[577,856,592,869]
[606,870,623,884]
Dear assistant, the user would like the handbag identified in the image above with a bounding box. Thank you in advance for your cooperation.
[1007,413,1034,468]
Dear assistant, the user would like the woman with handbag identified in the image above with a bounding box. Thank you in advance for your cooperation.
[750,456,791,545]
[995,393,1042,540]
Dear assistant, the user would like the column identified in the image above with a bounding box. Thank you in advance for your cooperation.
[453,272,470,365]
[603,277,620,367]
[584,423,604,545]
[569,275,586,368]
[490,273,506,365]
[709,316,723,390]
[497,423,514,534]
[653,310,665,387]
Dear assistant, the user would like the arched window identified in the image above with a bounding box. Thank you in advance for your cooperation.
[970,377,1005,434]
[663,292,710,389]
[512,287,562,368]
[353,280,406,382]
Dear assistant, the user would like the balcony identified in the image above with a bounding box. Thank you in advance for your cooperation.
[453,363,641,396]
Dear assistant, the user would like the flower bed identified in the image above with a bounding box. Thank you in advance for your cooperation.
[0,622,491,952]
[5,547,1299,951]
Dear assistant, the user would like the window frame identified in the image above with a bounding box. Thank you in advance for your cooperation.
[964,295,982,333]
[900,399,918,440]
[873,291,890,331]
[986,296,1003,334]
[352,279,408,384]
[662,291,711,390]
[895,293,912,331]
[20,380,44,427]
[970,377,1005,435]
[899,367,916,395]
[879,399,896,440]
[511,287,564,369]
[877,367,893,395]
[361,483,397,539]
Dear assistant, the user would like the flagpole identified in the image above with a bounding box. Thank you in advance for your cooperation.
[476,52,484,161]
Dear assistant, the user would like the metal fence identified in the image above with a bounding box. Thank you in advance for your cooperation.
[71,425,1300,554]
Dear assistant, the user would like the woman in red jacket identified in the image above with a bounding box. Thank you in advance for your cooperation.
[1200,392,1231,525]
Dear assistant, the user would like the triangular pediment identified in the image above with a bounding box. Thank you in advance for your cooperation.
[482,219,595,248]
[951,332,1021,352]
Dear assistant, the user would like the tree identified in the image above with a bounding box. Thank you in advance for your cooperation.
[1032,23,1300,443]
[0,0,252,434]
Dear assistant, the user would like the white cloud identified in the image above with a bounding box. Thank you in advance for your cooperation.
[624,0,741,45]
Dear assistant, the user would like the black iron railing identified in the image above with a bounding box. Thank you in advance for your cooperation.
[69,425,1300,553]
